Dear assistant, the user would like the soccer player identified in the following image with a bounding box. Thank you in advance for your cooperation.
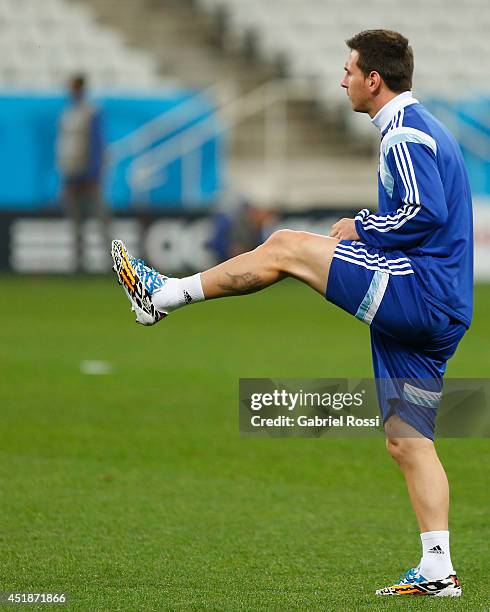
[111,30,472,597]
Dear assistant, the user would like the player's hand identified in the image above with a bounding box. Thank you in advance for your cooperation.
[329,218,360,241]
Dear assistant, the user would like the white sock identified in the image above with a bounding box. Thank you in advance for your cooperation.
[418,530,454,579]
[152,273,205,313]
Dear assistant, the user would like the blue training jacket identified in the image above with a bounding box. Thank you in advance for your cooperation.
[354,92,473,329]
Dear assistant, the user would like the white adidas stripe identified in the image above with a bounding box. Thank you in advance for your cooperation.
[336,243,412,266]
[335,255,411,273]
[335,247,412,272]
[402,140,420,203]
[393,144,412,203]
[393,109,412,202]
[393,108,420,205]
[390,109,402,134]
[398,109,404,128]
[398,142,416,203]
[333,253,414,275]
[357,203,417,229]
[364,272,390,325]
[361,207,420,232]
[358,107,423,234]
[404,383,442,401]
[337,242,410,258]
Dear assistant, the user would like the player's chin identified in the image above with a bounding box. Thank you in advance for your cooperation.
[349,98,367,113]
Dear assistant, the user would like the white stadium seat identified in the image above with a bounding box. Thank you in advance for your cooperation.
[197,0,490,131]
[0,0,162,90]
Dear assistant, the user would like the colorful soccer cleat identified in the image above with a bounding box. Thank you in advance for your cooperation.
[111,239,167,326]
[375,567,462,597]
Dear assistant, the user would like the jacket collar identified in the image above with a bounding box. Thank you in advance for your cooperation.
[371,91,418,132]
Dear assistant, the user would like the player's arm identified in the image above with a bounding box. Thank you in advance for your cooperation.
[353,141,448,249]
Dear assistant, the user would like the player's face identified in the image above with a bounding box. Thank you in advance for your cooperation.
[340,50,372,113]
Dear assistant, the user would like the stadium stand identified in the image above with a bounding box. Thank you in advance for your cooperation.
[4,0,487,208]
[78,0,379,207]
[198,0,490,124]
[0,0,161,89]
[196,0,490,203]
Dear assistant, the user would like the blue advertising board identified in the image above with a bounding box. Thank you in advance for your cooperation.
[0,89,223,210]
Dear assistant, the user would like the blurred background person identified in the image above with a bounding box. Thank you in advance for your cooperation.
[209,196,279,262]
[228,202,278,257]
[57,73,108,272]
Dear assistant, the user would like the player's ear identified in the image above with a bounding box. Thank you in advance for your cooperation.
[368,70,382,92]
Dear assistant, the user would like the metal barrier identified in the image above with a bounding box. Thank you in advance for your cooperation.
[106,79,317,206]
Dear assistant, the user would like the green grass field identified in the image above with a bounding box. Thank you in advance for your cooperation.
[1,276,489,610]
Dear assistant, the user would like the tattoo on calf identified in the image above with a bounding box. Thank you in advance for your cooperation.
[218,271,263,294]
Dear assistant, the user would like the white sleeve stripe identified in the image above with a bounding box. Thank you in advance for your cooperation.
[393,144,412,203]
[357,108,423,234]
[356,203,413,228]
[396,143,415,203]
[361,205,421,232]
[401,141,420,204]
[392,108,410,202]
[399,143,416,203]
[393,108,421,205]
[357,204,419,229]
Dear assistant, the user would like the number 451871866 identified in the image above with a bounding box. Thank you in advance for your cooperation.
[2,593,67,605]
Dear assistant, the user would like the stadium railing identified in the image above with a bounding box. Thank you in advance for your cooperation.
[112,79,319,207]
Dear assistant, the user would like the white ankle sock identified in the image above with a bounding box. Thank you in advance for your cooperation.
[418,530,454,579]
[152,273,205,313]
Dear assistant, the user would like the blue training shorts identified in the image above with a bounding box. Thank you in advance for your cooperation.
[325,240,467,440]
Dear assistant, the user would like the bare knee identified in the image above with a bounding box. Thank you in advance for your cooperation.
[262,229,308,269]
[386,436,434,467]
[261,229,338,293]
[386,437,406,466]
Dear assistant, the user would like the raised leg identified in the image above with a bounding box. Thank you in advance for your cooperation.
[201,229,339,298]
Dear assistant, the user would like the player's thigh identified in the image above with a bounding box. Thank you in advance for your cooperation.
[278,230,338,294]
[325,241,433,339]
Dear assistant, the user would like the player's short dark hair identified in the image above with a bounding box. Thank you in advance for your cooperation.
[346,29,414,93]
